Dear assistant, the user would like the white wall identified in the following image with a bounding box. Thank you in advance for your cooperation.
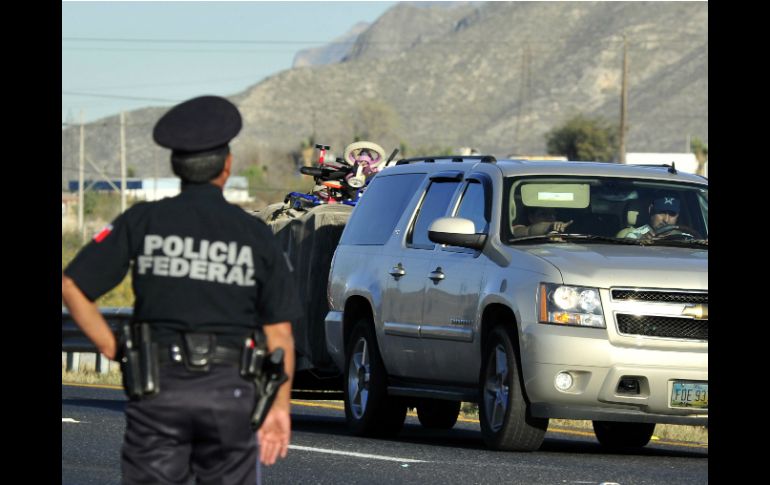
[625,153,700,174]
[135,177,252,202]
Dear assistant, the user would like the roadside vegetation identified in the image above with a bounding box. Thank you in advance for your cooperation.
[62,228,134,307]
[545,114,618,162]
[62,366,122,387]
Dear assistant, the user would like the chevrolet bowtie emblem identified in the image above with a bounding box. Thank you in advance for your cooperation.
[681,304,708,320]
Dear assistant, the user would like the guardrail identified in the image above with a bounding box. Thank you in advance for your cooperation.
[62,307,132,374]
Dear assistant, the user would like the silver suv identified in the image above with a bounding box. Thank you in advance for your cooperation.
[324,156,708,451]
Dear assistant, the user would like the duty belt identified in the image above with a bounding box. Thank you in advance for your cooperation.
[158,343,242,367]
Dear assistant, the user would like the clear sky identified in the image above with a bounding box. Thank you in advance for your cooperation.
[62,1,396,124]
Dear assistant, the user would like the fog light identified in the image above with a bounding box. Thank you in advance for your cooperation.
[555,372,574,391]
[617,377,641,395]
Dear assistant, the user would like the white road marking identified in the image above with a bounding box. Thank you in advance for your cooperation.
[62,418,80,423]
[288,445,427,463]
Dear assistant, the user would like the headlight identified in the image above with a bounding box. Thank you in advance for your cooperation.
[539,283,605,328]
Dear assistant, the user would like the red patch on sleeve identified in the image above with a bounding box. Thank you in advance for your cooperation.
[93,224,113,243]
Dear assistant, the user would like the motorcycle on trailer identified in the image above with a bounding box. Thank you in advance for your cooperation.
[282,141,397,213]
[250,142,397,382]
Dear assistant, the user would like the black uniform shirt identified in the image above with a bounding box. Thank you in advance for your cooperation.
[64,183,302,347]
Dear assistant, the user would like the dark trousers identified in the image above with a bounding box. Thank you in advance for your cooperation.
[122,363,259,485]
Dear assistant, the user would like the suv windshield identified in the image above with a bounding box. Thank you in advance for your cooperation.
[502,176,708,245]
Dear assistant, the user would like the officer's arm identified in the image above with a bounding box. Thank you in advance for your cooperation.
[257,321,294,465]
[62,275,117,360]
[262,322,294,412]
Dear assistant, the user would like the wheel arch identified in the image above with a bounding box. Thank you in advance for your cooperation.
[480,303,534,402]
[480,303,519,356]
[343,295,375,354]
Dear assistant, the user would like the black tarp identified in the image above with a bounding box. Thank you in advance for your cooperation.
[252,203,352,372]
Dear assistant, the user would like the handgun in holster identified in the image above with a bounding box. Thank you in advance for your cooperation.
[119,322,160,400]
[240,330,289,431]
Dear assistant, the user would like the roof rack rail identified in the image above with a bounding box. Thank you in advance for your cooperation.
[627,163,679,175]
[395,155,497,166]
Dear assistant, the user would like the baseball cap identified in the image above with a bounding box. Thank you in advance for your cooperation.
[651,196,680,214]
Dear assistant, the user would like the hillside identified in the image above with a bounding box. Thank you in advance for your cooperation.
[61,1,707,188]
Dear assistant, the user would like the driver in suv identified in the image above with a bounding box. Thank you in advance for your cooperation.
[622,195,680,240]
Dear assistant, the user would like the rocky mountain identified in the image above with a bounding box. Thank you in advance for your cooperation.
[61,1,707,188]
[293,22,371,68]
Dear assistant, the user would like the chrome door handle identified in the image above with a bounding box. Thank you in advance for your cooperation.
[390,264,406,278]
[428,267,445,282]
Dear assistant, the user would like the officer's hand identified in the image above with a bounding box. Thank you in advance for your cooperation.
[257,407,291,466]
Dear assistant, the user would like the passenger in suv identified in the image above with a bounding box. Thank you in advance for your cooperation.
[324,156,708,452]
[511,206,573,237]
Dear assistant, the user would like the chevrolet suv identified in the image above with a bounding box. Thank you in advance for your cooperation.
[324,156,708,451]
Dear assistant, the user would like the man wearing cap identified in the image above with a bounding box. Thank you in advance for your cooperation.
[623,195,681,240]
[62,95,301,484]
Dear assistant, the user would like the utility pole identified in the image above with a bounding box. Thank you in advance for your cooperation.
[311,105,317,142]
[120,111,127,213]
[514,41,532,153]
[618,34,629,163]
[78,111,85,243]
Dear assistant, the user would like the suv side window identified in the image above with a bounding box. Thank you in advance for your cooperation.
[408,180,461,249]
[454,181,489,233]
[340,173,425,245]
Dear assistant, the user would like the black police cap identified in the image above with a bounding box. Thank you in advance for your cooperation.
[153,95,242,154]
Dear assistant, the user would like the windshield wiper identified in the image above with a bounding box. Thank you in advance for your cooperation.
[508,233,644,245]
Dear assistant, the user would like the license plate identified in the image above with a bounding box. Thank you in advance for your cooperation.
[670,381,708,409]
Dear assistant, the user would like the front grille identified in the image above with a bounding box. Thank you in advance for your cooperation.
[612,290,708,304]
[616,314,708,341]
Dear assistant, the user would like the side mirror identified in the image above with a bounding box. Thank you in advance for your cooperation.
[428,217,487,250]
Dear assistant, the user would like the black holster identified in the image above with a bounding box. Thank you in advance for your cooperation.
[182,333,216,372]
[119,322,160,400]
[239,330,288,430]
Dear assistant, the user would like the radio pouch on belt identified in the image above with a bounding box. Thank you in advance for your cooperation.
[119,322,159,400]
[239,329,267,379]
[182,333,216,372]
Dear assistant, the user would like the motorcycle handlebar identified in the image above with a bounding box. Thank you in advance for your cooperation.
[300,166,349,181]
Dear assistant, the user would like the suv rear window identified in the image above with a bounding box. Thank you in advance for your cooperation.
[340,173,425,245]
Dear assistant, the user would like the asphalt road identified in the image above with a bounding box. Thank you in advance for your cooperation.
[62,384,707,485]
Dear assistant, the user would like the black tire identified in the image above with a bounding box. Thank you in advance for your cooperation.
[479,326,548,451]
[416,399,461,430]
[592,421,655,449]
[344,320,407,437]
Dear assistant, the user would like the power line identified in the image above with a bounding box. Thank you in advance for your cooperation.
[63,37,338,45]
[61,111,708,130]
[61,35,707,54]
[62,91,180,103]
[67,75,266,92]
[63,47,302,54]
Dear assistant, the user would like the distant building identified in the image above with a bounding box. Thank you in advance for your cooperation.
[67,176,252,203]
[624,153,704,176]
[506,154,568,161]
[457,147,480,156]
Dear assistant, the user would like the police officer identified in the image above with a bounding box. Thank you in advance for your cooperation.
[61,95,301,484]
